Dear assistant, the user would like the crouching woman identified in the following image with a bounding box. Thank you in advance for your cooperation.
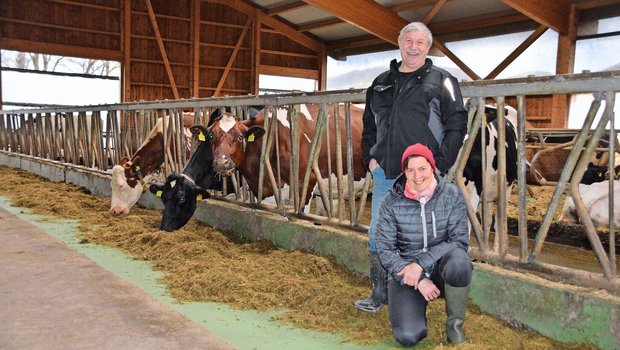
[375,143,473,346]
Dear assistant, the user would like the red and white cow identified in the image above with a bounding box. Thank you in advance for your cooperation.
[109,112,194,214]
[207,104,366,210]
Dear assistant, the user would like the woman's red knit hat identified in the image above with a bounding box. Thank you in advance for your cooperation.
[401,143,436,172]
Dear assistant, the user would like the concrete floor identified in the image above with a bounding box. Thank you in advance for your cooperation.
[0,206,234,350]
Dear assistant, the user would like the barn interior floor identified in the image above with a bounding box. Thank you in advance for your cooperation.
[0,198,392,350]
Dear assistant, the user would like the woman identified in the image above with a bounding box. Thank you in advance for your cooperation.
[375,143,472,346]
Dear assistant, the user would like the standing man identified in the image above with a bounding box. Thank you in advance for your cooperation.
[356,22,468,313]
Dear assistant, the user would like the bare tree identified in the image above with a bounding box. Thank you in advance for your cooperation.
[27,53,64,71]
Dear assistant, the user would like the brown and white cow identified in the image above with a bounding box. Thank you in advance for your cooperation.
[207,104,366,209]
[109,112,194,214]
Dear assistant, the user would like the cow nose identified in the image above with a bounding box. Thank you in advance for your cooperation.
[213,155,236,175]
[109,206,127,215]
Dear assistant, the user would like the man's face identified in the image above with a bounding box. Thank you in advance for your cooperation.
[398,31,430,73]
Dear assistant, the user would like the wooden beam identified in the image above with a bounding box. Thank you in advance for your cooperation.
[501,0,569,34]
[122,0,131,102]
[390,0,451,13]
[484,25,548,80]
[574,0,620,11]
[191,0,200,97]
[302,0,405,46]
[318,45,327,90]
[298,0,458,32]
[145,0,179,99]
[556,5,577,75]
[211,0,323,52]
[298,17,342,32]
[553,4,579,128]
[0,52,3,109]
[258,65,319,80]
[266,1,309,16]
[0,38,121,61]
[252,11,261,94]
[433,40,481,80]
[422,0,447,25]
[430,10,529,35]
[214,16,252,97]
[326,35,389,51]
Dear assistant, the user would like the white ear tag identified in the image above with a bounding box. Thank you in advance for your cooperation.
[170,180,176,188]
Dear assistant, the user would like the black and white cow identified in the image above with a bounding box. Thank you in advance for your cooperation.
[460,104,519,236]
[148,125,217,231]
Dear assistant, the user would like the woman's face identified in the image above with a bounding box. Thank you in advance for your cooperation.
[405,156,433,192]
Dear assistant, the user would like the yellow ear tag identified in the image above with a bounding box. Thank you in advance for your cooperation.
[196,194,203,201]
[156,190,163,198]
[198,132,206,142]
[135,165,141,171]
[247,133,255,142]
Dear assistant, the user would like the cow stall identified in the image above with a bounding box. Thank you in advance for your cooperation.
[1,71,619,297]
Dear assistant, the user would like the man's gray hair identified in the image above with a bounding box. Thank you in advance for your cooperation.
[398,22,432,46]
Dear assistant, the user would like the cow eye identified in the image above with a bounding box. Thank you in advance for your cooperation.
[237,135,244,142]
[207,132,214,140]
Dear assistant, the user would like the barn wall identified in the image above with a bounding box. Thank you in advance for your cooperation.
[0,0,324,102]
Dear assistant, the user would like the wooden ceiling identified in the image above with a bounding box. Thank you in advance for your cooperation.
[244,0,620,60]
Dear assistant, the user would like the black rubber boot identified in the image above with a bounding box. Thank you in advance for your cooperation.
[445,284,470,345]
[354,253,387,313]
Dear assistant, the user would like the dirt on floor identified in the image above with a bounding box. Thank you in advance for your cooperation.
[0,166,599,349]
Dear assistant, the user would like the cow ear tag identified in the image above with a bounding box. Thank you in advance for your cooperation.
[247,133,255,142]
[135,165,141,171]
[198,132,206,142]
[196,194,203,201]
[156,190,163,198]
[170,180,176,188]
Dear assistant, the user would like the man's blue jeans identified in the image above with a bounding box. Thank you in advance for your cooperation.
[368,166,396,253]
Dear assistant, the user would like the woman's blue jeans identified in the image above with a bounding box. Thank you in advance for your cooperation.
[368,166,396,253]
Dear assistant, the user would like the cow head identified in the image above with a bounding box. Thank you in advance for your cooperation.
[109,164,144,215]
[149,173,211,232]
[208,113,266,177]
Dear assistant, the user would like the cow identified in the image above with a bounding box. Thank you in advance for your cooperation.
[109,112,194,215]
[526,132,620,185]
[208,104,366,210]
[561,180,620,229]
[459,103,519,238]
[148,124,218,231]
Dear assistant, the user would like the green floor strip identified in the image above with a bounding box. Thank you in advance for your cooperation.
[1,197,398,350]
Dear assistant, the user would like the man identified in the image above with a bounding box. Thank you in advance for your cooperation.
[376,144,472,346]
[356,22,468,313]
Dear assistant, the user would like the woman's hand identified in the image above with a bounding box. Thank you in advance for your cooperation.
[418,279,440,301]
[369,158,379,172]
[396,263,423,289]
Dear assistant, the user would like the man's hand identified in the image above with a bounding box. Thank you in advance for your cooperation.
[396,263,423,289]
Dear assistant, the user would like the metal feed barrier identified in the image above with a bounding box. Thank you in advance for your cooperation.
[1,71,619,295]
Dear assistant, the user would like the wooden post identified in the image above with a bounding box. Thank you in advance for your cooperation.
[553,4,578,127]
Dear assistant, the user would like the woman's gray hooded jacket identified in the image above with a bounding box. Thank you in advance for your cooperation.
[375,173,469,283]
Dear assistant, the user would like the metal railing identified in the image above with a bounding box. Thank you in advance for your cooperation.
[1,71,619,294]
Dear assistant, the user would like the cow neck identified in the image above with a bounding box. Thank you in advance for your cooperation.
[181,140,214,188]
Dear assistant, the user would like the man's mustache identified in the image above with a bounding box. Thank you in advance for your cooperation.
[405,49,421,55]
